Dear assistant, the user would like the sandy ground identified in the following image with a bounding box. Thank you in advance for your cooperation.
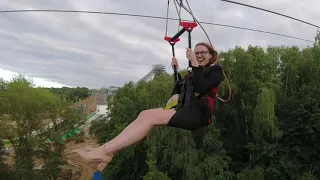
[3,136,103,180]
[63,137,102,180]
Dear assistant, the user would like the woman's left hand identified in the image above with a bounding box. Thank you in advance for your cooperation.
[186,48,198,66]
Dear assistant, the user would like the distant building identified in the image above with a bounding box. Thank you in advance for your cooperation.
[107,86,119,96]
[74,96,98,115]
[134,64,166,87]
[96,105,108,115]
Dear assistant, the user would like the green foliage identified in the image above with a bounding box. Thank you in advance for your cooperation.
[35,142,67,180]
[0,139,12,180]
[236,166,264,180]
[300,170,318,180]
[142,147,171,180]
[252,87,277,141]
[0,74,82,180]
[46,86,89,102]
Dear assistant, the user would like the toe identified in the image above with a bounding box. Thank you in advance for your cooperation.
[98,162,108,171]
[102,155,112,163]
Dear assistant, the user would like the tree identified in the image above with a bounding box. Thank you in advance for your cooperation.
[0,139,12,180]
[46,86,90,103]
[0,74,83,180]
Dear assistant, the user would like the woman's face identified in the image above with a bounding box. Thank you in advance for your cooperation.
[194,45,212,66]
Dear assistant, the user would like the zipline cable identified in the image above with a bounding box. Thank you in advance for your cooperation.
[0,9,314,43]
[173,0,182,31]
[221,0,320,29]
[165,0,170,37]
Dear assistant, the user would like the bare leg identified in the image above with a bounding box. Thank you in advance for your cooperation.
[74,108,176,166]
[102,108,176,153]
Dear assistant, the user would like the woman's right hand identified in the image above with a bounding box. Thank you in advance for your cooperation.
[171,57,179,69]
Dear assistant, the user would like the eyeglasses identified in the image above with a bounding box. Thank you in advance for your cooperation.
[195,51,209,56]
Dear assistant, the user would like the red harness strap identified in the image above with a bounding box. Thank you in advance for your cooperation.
[205,85,220,124]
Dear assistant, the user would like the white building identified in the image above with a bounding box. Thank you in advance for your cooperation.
[96,105,108,115]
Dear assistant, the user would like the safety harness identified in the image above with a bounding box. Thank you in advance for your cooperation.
[164,65,221,122]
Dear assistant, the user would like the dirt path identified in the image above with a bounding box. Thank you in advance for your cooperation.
[63,137,101,180]
[68,158,92,180]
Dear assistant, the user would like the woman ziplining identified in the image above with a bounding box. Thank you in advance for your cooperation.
[73,0,232,171]
[73,41,223,171]
[73,22,226,171]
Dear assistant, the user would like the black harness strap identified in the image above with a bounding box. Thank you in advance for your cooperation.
[181,22,197,108]
[175,65,220,110]
[175,79,185,110]
[184,73,193,107]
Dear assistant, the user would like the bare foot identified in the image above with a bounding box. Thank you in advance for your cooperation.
[73,148,111,163]
[72,146,114,171]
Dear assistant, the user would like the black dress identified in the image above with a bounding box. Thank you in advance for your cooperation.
[167,64,223,130]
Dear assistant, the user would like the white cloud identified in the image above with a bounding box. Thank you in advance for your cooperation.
[0,68,68,88]
[0,0,319,88]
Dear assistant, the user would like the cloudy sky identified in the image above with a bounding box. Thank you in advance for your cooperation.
[0,0,319,89]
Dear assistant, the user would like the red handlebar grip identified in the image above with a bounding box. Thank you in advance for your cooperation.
[180,21,197,31]
[164,36,180,44]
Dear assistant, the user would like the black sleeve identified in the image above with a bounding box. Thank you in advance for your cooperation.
[191,65,223,94]
[174,72,182,83]
[171,73,183,95]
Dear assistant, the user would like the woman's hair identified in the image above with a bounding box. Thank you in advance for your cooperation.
[195,42,219,65]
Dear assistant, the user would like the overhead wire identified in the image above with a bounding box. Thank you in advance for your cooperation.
[1,7,314,103]
[0,9,314,43]
[165,0,170,37]
[172,0,182,31]
[0,5,315,103]
[220,0,320,29]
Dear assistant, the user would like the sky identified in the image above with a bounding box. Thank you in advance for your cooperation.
[0,0,319,89]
